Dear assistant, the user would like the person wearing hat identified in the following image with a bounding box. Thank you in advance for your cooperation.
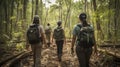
[71,13,97,67]
[26,15,46,67]
[52,20,66,62]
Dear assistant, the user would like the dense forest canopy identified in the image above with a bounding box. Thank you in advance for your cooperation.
[0,0,120,46]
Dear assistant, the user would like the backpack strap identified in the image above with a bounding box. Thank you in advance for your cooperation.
[77,23,91,28]
[77,24,82,29]
[57,26,62,29]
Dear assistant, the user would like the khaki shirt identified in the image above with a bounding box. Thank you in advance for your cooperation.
[38,25,45,37]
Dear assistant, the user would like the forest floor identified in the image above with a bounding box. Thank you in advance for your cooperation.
[0,44,22,62]
[0,40,120,67]
[23,41,80,67]
[22,41,117,67]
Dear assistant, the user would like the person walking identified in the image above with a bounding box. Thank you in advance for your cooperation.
[45,23,52,47]
[71,13,97,67]
[26,15,46,67]
[52,21,66,62]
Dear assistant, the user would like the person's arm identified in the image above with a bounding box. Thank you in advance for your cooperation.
[71,35,76,54]
[40,26,47,46]
[71,25,77,54]
[41,32,47,44]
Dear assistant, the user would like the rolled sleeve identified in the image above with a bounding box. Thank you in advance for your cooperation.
[72,26,78,36]
[40,25,45,34]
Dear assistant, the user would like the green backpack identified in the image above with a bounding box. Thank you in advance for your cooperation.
[53,27,64,40]
[77,24,95,48]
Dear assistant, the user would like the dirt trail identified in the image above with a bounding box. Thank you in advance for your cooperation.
[23,41,119,67]
[23,42,80,67]
[1,41,120,67]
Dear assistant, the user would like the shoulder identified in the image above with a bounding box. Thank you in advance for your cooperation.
[53,27,57,32]
[61,27,64,30]
[88,23,94,28]
[72,24,81,35]
[74,23,81,30]
[39,25,43,27]
[72,24,80,33]
[39,25,44,31]
[39,25,44,29]
[87,23,94,31]
[87,23,93,26]
[54,26,57,30]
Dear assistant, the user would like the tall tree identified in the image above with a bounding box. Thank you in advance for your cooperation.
[92,0,104,43]
[4,0,9,34]
[31,0,34,21]
[23,0,28,30]
[10,0,14,39]
[114,0,120,42]
[35,0,39,15]
[39,0,43,24]
[59,0,62,20]
[64,0,72,28]
[23,0,27,20]
[84,0,87,12]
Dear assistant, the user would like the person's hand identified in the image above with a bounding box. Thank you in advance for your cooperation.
[71,47,74,55]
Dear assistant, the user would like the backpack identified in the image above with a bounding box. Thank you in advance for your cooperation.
[27,24,41,44]
[45,26,51,35]
[53,27,64,40]
[77,24,95,48]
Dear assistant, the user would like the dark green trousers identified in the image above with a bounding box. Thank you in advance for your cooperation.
[76,45,92,67]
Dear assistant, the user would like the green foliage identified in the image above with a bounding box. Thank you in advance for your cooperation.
[0,34,10,43]
[0,0,120,45]
[16,43,25,51]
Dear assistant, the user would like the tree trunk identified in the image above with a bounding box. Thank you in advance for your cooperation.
[20,0,23,21]
[39,0,43,25]
[44,8,49,27]
[0,6,3,34]
[64,0,72,29]
[92,0,104,44]
[59,1,62,20]
[31,0,34,21]
[23,0,27,20]
[35,0,39,15]
[108,0,112,39]
[16,1,20,31]
[68,10,71,39]
[4,1,9,34]
[10,0,14,39]
[84,0,87,13]
[114,0,120,43]
[93,0,97,11]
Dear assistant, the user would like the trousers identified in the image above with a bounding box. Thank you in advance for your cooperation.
[76,45,92,67]
[55,40,64,61]
[31,43,42,67]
